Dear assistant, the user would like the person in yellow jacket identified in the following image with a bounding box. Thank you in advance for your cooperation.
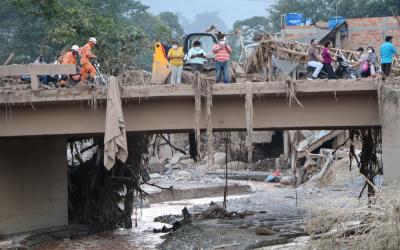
[167,41,184,84]
[80,37,97,83]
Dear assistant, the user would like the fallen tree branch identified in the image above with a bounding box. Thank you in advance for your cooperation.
[143,182,174,191]
[159,133,187,155]
[80,142,99,154]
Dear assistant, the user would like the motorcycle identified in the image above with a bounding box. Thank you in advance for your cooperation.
[335,57,357,79]
[307,57,356,80]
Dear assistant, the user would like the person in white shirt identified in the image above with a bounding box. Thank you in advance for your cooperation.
[187,41,207,73]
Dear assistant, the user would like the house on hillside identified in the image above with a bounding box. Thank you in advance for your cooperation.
[282,16,400,53]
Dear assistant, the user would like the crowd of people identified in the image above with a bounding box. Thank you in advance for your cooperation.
[27,33,397,87]
[27,37,98,87]
[166,33,232,85]
[307,35,397,80]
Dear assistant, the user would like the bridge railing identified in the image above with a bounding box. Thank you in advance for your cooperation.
[0,64,76,90]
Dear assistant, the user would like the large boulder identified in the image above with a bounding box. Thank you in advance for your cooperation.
[227,161,248,170]
[170,152,185,165]
[149,173,161,179]
[280,176,294,185]
[202,152,227,165]
[179,158,195,167]
[213,152,227,165]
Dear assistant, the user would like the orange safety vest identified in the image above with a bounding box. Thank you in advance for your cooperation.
[61,51,77,65]
[79,43,95,65]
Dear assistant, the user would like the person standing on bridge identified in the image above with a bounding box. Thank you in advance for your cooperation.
[307,39,324,80]
[213,34,232,83]
[167,41,184,85]
[380,36,397,77]
[80,37,97,83]
[321,41,336,79]
[188,41,207,73]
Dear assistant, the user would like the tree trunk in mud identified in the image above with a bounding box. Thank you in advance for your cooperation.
[68,134,149,230]
[189,132,198,160]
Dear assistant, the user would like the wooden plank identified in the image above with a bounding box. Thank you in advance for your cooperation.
[0,64,76,76]
[31,75,40,90]
[2,53,14,65]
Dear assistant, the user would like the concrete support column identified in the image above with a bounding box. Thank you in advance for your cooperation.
[0,138,67,235]
[382,86,400,185]
[283,131,289,161]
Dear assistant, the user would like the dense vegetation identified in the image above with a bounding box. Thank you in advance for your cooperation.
[0,0,183,73]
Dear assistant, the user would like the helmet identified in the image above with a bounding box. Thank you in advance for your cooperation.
[89,37,97,44]
[71,45,79,52]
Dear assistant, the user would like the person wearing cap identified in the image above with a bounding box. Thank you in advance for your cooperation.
[80,37,97,82]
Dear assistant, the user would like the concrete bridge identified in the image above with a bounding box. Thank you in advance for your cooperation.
[0,78,399,235]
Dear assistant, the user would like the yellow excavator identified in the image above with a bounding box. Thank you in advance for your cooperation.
[151,26,241,84]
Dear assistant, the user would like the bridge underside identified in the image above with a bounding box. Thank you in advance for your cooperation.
[0,80,380,137]
[0,80,392,236]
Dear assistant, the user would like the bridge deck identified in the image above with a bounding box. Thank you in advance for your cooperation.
[0,79,380,137]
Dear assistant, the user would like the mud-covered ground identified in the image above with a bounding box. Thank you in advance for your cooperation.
[25,157,367,250]
[158,181,363,250]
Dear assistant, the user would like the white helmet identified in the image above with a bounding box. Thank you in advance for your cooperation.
[71,45,79,52]
[89,37,97,44]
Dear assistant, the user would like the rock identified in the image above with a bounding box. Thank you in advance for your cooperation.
[149,173,161,179]
[202,152,227,165]
[179,158,195,166]
[227,161,248,170]
[170,152,185,165]
[280,176,294,185]
[256,226,277,235]
[209,164,223,170]
[149,156,160,164]
[239,223,249,229]
[198,163,224,172]
[175,170,191,178]
[213,152,227,165]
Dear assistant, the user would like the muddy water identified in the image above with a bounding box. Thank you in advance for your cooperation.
[35,195,252,250]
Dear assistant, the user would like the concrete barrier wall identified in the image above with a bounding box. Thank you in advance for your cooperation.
[0,138,67,235]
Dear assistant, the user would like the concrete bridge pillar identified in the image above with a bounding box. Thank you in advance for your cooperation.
[0,138,67,235]
[382,86,400,185]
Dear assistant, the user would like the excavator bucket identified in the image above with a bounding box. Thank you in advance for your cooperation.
[151,42,170,84]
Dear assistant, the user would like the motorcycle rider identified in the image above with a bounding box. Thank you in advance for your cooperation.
[307,39,324,80]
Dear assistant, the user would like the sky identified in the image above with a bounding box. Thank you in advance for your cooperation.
[140,0,276,30]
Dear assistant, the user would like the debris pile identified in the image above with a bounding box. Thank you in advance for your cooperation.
[117,68,152,86]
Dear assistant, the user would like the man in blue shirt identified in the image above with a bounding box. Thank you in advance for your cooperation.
[380,36,397,77]
[187,41,207,73]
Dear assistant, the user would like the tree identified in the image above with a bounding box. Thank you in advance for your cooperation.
[233,16,270,44]
[184,12,228,33]
[0,0,184,73]
[159,12,184,39]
